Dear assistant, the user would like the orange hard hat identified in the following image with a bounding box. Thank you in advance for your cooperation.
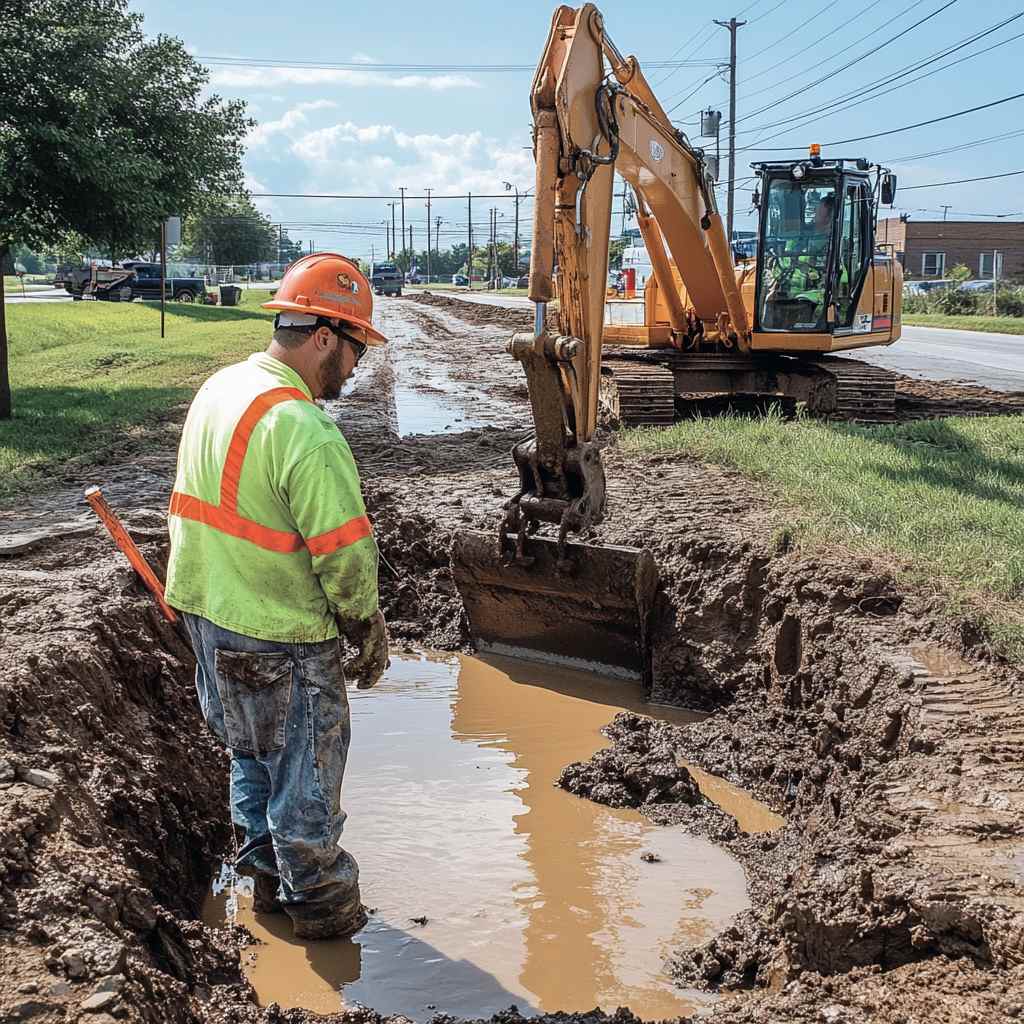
[262,252,387,345]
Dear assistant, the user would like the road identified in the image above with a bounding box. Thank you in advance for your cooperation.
[436,292,1024,393]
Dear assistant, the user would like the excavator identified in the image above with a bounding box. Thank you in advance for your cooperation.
[452,3,903,688]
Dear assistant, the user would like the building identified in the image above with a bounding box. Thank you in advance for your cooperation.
[877,218,1024,280]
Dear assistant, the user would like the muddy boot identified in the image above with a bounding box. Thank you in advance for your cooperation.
[285,886,368,941]
[251,872,283,914]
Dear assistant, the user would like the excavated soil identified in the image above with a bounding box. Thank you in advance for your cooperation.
[2,295,1023,1023]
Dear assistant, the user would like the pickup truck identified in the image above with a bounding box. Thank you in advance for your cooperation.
[64,262,206,302]
[370,262,403,296]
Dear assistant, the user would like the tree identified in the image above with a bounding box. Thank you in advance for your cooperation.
[181,197,276,266]
[0,0,251,418]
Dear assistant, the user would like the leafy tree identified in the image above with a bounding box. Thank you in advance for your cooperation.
[948,263,971,284]
[0,0,251,418]
[181,197,276,266]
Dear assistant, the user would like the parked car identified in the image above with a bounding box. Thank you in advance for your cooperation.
[903,278,954,296]
[517,274,529,288]
[451,273,470,286]
[958,279,995,293]
[370,262,402,296]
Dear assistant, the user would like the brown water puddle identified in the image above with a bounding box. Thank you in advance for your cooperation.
[203,653,752,1020]
[685,765,785,834]
[910,644,976,678]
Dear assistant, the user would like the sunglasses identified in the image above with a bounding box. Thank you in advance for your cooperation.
[342,334,368,364]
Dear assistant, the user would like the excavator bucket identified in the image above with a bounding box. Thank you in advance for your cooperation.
[451,531,659,687]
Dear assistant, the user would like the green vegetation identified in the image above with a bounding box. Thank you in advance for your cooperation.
[0,291,275,499]
[625,412,1024,658]
[3,277,50,293]
[903,313,1024,335]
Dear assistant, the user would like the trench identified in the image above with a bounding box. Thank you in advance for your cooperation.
[201,651,778,1021]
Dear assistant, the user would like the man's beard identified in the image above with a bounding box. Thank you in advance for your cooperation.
[318,346,347,400]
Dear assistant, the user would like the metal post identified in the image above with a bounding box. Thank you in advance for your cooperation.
[425,188,432,284]
[715,17,746,244]
[993,249,1000,316]
[468,193,473,289]
[400,187,406,271]
[160,220,166,339]
[513,189,520,273]
[390,203,397,258]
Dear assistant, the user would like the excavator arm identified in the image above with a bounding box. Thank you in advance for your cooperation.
[505,4,749,554]
[452,4,745,682]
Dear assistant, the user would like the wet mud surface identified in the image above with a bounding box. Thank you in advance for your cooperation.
[2,294,1023,1023]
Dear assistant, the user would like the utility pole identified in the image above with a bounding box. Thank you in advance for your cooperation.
[425,188,432,284]
[941,205,952,221]
[468,192,473,288]
[388,202,397,258]
[408,224,413,273]
[993,249,1001,316]
[714,16,746,243]
[382,220,388,261]
[278,224,283,267]
[435,216,443,275]
[399,187,407,271]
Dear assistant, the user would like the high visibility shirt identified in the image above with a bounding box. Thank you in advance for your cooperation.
[165,352,378,643]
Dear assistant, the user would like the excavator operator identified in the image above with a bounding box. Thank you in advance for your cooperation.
[164,252,389,941]
[764,191,835,327]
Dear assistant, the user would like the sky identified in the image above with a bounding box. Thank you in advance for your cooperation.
[136,0,1024,261]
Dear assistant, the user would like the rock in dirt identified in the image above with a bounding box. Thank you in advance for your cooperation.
[80,989,118,1012]
[18,766,60,790]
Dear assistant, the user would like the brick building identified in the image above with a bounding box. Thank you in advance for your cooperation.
[877,218,1024,281]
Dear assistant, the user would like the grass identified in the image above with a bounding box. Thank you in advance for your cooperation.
[624,411,1024,659]
[4,276,51,293]
[903,313,1024,334]
[0,290,276,499]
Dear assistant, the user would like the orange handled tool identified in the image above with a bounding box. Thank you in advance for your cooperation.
[84,486,178,623]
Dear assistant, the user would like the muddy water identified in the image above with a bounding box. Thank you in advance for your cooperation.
[204,653,752,1020]
[685,765,786,834]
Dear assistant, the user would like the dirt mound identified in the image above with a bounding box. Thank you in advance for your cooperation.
[558,712,702,809]
[401,292,534,331]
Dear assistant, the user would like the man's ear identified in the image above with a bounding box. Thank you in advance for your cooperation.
[313,325,335,351]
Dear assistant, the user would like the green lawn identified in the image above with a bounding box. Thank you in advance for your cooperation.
[4,276,51,293]
[903,313,1024,334]
[625,413,1024,659]
[0,290,276,499]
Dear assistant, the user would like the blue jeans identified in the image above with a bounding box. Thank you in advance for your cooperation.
[184,612,357,907]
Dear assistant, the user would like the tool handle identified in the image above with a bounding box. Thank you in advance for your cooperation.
[84,486,178,623]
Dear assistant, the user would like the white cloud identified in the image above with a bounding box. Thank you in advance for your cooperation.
[350,52,378,65]
[263,117,534,197]
[248,100,337,148]
[209,67,479,91]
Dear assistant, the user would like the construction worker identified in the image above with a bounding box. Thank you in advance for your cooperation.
[164,253,388,940]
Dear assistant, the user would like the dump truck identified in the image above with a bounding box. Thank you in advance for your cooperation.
[370,262,403,296]
[452,2,903,686]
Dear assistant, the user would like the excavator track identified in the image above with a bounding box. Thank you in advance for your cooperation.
[601,359,676,427]
[601,350,897,426]
[809,357,897,423]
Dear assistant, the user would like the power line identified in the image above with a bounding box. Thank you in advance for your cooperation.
[900,168,1024,191]
[742,89,1024,150]
[201,55,721,72]
[735,12,1024,140]
[734,0,960,127]
[731,0,909,104]
[889,127,1024,164]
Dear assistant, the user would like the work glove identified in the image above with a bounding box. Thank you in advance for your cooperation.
[339,609,389,689]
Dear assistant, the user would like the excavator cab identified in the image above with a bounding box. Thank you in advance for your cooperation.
[753,155,894,337]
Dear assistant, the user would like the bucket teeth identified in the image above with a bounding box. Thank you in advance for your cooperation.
[451,531,659,687]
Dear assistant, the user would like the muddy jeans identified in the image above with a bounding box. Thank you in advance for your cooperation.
[183,612,358,908]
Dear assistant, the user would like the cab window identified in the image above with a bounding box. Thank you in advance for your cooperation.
[834,183,869,326]
[758,178,836,331]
